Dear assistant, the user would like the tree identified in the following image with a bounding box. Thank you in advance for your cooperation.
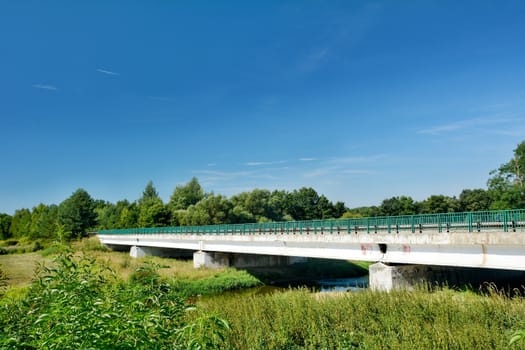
[231,189,273,222]
[332,201,348,218]
[184,194,233,226]
[138,198,171,227]
[284,187,323,221]
[118,202,140,229]
[168,177,205,210]
[29,204,58,240]
[458,189,492,212]
[268,190,288,221]
[58,189,97,239]
[488,141,525,209]
[422,195,459,214]
[96,200,131,230]
[10,208,31,238]
[0,213,12,240]
[380,196,420,216]
[139,181,160,205]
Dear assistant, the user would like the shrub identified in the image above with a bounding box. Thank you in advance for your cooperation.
[0,253,229,349]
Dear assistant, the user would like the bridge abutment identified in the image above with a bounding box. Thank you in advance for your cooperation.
[193,250,306,269]
[130,245,193,259]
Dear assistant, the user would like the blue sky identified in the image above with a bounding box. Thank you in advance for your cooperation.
[1,1,525,214]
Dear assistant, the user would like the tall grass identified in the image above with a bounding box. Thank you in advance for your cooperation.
[201,287,525,349]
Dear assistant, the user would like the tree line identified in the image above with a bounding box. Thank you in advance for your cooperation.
[1,141,523,242]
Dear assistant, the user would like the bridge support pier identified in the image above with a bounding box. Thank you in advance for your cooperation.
[369,262,434,291]
[193,251,306,269]
[369,262,525,292]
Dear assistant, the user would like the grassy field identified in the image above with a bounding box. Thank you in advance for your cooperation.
[0,237,262,298]
[0,252,45,289]
[2,237,525,349]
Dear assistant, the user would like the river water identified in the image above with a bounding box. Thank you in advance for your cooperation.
[318,275,369,292]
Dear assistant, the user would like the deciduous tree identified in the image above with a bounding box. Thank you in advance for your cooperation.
[169,177,205,210]
[58,189,97,239]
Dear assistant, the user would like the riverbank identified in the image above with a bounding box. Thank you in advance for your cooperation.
[199,287,525,349]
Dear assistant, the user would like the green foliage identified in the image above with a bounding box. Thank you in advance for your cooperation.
[9,208,31,238]
[0,213,12,240]
[118,202,140,228]
[0,254,229,349]
[169,177,205,210]
[57,189,97,239]
[95,200,130,230]
[176,313,231,350]
[171,269,262,297]
[458,188,492,212]
[138,197,171,227]
[380,196,421,216]
[29,204,58,240]
[488,141,525,209]
[203,288,525,349]
[184,194,234,225]
[39,243,69,257]
[139,180,160,204]
[422,194,459,213]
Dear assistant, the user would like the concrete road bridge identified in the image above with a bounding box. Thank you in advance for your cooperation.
[97,209,525,290]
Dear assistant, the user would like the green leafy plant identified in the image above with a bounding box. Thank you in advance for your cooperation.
[0,253,229,349]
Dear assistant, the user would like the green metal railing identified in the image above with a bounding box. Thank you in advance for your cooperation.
[98,209,525,236]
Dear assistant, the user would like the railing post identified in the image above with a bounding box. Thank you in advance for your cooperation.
[411,216,415,233]
[468,212,473,232]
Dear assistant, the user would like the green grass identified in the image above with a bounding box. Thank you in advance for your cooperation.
[0,237,262,298]
[200,287,525,349]
[2,237,525,348]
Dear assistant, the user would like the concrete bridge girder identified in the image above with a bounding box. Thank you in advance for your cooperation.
[99,230,525,291]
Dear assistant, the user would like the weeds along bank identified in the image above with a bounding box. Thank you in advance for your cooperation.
[200,286,525,349]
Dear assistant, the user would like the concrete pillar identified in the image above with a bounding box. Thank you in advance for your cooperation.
[193,251,307,269]
[369,262,525,292]
[130,245,160,258]
[369,262,431,292]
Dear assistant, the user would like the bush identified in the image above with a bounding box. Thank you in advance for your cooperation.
[0,253,229,349]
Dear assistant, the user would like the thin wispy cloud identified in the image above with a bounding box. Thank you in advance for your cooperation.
[192,169,254,180]
[299,157,318,162]
[96,68,119,76]
[417,117,520,135]
[32,84,57,91]
[328,154,386,164]
[245,160,287,166]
